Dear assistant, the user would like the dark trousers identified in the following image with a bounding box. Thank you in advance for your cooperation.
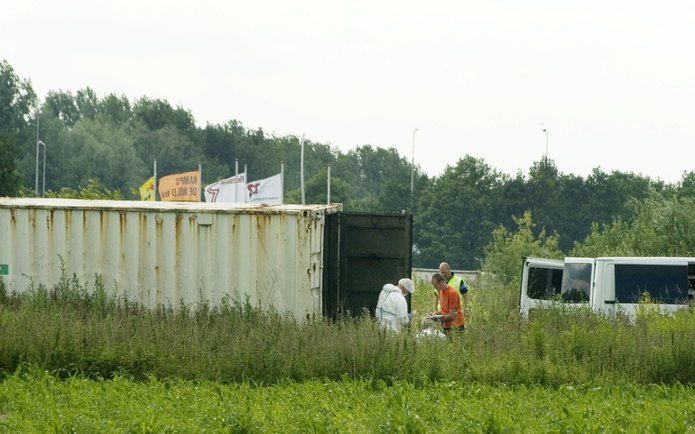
[443,325,465,335]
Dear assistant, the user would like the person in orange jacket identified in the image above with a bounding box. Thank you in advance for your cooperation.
[428,272,465,333]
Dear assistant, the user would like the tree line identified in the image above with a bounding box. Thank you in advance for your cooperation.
[2,59,694,268]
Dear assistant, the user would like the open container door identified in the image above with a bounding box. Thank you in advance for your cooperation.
[519,257,563,318]
[322,212,412,319]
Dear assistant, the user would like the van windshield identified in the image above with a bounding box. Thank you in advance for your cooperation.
[561,262,592,302]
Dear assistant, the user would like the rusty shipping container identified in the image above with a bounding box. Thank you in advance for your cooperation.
[0,198,340,321]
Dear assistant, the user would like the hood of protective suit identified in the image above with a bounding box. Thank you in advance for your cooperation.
[381,283,401,294]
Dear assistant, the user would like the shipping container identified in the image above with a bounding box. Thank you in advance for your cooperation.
[0,198,413,321]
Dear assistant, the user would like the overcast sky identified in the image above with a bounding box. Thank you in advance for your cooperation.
[2,0,694,182]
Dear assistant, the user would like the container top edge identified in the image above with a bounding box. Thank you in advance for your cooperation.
[0,197,343,215]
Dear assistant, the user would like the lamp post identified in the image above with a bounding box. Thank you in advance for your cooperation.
[38,140,47,197]
[410,128,418,195]
[541,124,548,158]
[410,128,419,212]
[35,109,40,195]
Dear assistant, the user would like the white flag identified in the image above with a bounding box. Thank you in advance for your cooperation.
[246,173,283,204]
[204,172,247,203]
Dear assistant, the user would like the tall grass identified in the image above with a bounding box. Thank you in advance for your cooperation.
[1,274,695,385]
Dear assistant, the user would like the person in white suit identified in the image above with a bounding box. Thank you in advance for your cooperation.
[375,278,415,331]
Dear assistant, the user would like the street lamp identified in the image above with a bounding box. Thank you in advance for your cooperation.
[35,109,40,195]
[38,140,46,197]
[410,128,418,195]
[541,124,548,158]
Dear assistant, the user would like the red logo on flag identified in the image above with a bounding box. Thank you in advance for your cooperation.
[247,182,260,198]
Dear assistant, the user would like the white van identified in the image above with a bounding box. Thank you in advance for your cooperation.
[520,257,695,318]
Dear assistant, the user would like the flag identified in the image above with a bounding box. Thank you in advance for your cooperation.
[204,172,247,203]
[247,173,282,205]
[158,170,200,202]
[139,176,155,201]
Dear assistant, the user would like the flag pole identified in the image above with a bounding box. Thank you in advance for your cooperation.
[153,159,157,201]
[327,165,331,204]
[300,134,305,205]
[198,163,202,202]
[280,162,285,205]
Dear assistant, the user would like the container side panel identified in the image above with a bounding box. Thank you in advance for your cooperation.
[49,210,66,287]
[35,209,49,286]
[238,214,251,305]
[122,212,140,302]
[68,210,84,288]
[0,209,14,291]
[85,211,102,288]
[139,212,157,306]
[215,214,234,305]
[0,202,325,321]
[17,209,34,291]
[196,219,213,305]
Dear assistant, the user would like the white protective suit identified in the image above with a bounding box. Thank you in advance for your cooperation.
[375,283,409,331]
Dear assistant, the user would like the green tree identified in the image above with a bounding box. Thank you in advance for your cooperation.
[0,60,36,133]
[287,167,352,205]
[415,156,504,269]
[133,97,195,132]
[0,133,20,196]
[44,90,81,127]
[677,171,695,199]
[572,192,695,257]
[44,118,148,194]
[0,59,36,196]
[482,211,563,284]
[45,178,124,200]
[99,93,132,126]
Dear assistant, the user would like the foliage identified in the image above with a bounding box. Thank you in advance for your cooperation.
[2,371,695,432]
[45,179,124,200]
[415,156,505,269]
[0,60,36,135]
[4,271,695,386]
[482,211,563,284]
[0,60,36,197]
[572,192,695,257]
[0,133,20,196]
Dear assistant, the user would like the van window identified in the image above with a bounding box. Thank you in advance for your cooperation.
[688,263,695,301]
[527,267,563,300]
[615,264,689,304]
[561,263,591,302]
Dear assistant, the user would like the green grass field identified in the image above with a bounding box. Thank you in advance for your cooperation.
[2,275,695,431]
[2,369,695,432]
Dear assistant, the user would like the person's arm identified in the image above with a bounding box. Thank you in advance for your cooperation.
[439,308,456,322]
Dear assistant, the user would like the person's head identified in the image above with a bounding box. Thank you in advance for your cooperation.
[431,273,448,291]
[397,278,415,296]
[438,262,452,280]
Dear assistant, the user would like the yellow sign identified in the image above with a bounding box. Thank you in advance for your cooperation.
[157,170,200,202]
[139,176,155,201]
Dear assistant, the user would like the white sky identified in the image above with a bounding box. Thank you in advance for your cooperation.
[2,0,694,183]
